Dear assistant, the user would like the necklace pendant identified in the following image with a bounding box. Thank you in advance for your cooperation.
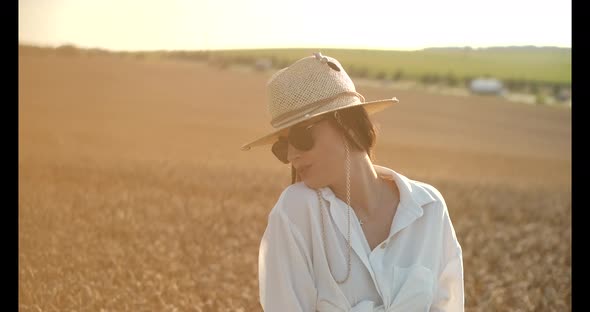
[360,220,364,226]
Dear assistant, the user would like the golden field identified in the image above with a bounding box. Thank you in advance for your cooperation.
[19,52,571,311]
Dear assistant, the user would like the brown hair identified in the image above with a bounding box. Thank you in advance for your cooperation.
[291,105,378,183]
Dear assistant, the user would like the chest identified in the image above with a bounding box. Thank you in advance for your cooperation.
[362,204,397,251]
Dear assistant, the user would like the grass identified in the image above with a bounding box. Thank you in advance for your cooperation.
[211,47,571,85]
[20,44,572,86]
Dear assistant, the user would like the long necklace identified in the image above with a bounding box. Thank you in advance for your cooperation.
[316,137,352,284]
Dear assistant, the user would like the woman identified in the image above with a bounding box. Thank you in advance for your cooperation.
[241,52,464,311]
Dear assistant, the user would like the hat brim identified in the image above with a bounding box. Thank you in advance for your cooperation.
[240,97,399,151]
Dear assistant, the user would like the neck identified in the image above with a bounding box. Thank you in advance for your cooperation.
[329,152,385,217]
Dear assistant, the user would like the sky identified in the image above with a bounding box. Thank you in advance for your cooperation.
[19,0,571,51]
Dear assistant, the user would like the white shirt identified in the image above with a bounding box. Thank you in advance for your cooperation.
[258,165,464,311]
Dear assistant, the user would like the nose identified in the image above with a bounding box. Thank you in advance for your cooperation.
[286,143,303,163]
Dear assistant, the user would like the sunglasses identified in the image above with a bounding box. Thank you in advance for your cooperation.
[271,117,328,164]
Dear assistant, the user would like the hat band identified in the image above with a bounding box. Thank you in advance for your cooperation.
[270,91,366,128]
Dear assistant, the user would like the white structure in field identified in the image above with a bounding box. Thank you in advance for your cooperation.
[255,58,273,71]
[469,78,506,95]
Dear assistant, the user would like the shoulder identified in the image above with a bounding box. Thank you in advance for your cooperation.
[408,179,461,251]
[277,182,318,201]
[412,180,462,259]
[404,177,449,219]
[411,179,447,206]
[378,165,447,210]
[269,182,320,227]
[273,182,319,211]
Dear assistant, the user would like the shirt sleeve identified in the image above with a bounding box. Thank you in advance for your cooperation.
[430,193,465,312]
[430,255,464,312]
[259,209,318,312]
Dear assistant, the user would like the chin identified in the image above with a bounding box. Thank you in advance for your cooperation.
[302,178,327,190]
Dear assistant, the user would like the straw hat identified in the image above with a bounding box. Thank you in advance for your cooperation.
[240,52,399,151]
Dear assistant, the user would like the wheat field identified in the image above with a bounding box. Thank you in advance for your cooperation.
[19,52,571,311]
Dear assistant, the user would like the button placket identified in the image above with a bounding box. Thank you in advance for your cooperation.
[370,250,392,308]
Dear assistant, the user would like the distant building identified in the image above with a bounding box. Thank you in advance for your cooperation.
[555,88,571,102]
[469,78,506,95]
[255,58,273,71]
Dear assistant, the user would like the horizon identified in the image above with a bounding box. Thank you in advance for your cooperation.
[18,41,572,53]
[19,0,571,52]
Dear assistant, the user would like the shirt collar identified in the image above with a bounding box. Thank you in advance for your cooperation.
[315,165,438,281]
[318,164,437,215]
[374,165,437,215]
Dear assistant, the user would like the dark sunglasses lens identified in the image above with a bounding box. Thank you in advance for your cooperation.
[288,126,314,151]
[271,122,317,164]
[272,138,289,164]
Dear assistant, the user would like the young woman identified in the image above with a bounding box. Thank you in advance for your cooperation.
[241,52,464,311]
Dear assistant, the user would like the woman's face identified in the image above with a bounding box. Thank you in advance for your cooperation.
[287,118,346,189]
